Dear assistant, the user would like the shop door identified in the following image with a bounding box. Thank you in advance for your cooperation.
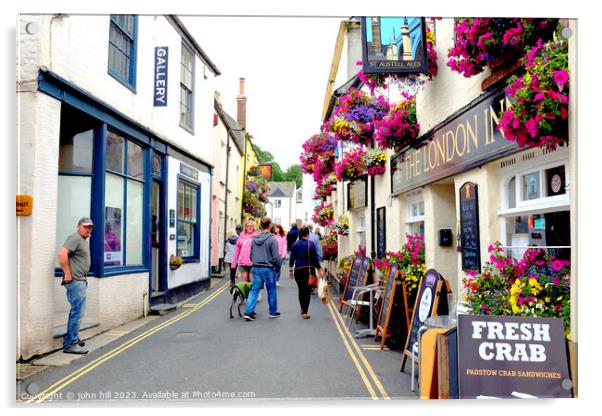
[151,180,166,293]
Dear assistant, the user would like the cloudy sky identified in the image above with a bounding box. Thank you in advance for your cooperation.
[181,15,343,170]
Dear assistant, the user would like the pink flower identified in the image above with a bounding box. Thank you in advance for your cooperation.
[553,70,569,91]
[551,260,565,271]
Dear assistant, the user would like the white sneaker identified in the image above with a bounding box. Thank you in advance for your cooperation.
[257,293,263,302]
[276,282,280,287]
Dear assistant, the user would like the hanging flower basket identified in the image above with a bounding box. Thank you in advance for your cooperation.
[328,88,389,146]
[334,147,366,182]
[169,255,183,271]
[321,234,338,261]
[299,132,337,176]
[447,18,558,78]
[374,95,420,151]
[332,215,349,236]
[363,148,387,176]
[312,202,334,227]
[498,39,569,151]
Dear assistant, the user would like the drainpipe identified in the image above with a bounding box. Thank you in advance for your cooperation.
[223,128,230,263]
[241,132,248,223]
[370,137,376,261]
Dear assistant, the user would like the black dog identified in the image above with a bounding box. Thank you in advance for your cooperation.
[229,282,252,319]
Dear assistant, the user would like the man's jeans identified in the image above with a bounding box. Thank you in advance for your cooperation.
[245,267,278,316]
[63,280,87,349]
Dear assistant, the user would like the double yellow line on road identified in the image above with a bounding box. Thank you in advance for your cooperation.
[26,281,231,404]
[326,300,390,400]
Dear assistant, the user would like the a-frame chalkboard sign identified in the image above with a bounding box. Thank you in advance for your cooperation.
[339,256,370,313]
[374,264,411,349]
[401,269,448,372]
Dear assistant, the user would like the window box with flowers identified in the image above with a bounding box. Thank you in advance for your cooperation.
[463,242,571,338]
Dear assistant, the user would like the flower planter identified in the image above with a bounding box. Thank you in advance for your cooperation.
[170,263,181,271]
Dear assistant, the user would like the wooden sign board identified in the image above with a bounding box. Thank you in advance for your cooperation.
[16,195,33,216]
[457,315,572,399]
[401,269,445,372]
[374,264,410,349]
[353,257,373,320]
[339,256,364,312]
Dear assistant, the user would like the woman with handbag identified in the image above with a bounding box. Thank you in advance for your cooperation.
[289,226,323,319]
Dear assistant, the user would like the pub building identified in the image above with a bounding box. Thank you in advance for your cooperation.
[325,18,576,342]
[17,15,220,359]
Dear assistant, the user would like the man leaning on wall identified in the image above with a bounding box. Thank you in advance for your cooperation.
[56,217,94,354]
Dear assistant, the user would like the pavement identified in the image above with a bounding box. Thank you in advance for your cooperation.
[17,265,418,403]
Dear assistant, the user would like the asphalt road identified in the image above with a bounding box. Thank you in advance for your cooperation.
[19,265,418,403]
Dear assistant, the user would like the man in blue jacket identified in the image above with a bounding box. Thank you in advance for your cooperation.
[244,217,281,321]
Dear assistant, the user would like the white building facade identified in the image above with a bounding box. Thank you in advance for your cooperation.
[17,14,219,359]
[266,182,297,229]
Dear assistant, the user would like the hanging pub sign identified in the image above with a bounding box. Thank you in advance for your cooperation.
[457,314,572,399]
[459,182,481,272]
[360,17,428,74]
[153,47,168,107]
[390,89,521,195]
[258,164,273,180]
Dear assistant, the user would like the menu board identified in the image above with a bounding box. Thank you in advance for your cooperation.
[378,264,398,329]
[341,257,363,305]
[460,182,481,272]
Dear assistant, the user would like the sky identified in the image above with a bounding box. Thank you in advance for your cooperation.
[181,16,342,170]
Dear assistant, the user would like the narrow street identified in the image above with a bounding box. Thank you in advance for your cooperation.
[19,265,417,403]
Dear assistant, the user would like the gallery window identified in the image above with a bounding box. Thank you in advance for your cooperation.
[180,42,195,131]
[55,106,95,270]
[104,131,146,267]
[108,15,138,90]
[177,178,200,260]
[405,190,425,237]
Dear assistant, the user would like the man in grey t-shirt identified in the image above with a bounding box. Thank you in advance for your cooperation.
[57,217,93,354]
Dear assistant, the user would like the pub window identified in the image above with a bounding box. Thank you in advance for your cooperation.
[104,131,145,267]
[180,42,195,131]
[55,105,95,270]
[108,15,137,90]
[501,162,570,261]
[405,190,425,237]
[177,178,200,260]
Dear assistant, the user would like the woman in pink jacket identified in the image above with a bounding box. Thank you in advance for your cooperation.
[274,224,288,286]
[231,218,258,283]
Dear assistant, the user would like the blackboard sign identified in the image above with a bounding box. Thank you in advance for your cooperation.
[460,182,481,271]
[353,257,373,320]
[339,256,364,312]
[401,269,444,371]
[376,207,386,258]
[378,264,398,329]
[457,315,572,399]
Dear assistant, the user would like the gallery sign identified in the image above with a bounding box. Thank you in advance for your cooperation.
[154,47,168,106]
[457,314,572,399]
[360,17,428,73]
[391,90,521,195]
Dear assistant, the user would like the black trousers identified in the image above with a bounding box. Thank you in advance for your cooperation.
[294,268,312,314]
[228,264,237,285]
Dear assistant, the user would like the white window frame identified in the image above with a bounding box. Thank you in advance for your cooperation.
[498,159,570,252]
[405,189,425,234]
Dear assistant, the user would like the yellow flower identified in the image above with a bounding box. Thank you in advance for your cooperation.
[557,296,563,301]
[545,297,551,303]
[509,296,517,306]
[512,304,521,314]
[530,288,539,296]
[528,278,538,287]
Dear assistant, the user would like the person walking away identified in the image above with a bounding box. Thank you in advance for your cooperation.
[307,224,323,263]
[274,224,287,287]
[286,223,299,257]
[224,229,239,286]
[244,217,281,321]
[56,217,94,354]
[231,219,258,283]
[289,226,323,319]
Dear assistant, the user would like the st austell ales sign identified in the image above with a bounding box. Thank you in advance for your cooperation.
[457,314,572,399]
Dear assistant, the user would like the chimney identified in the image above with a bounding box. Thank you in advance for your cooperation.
[237,77,247,129]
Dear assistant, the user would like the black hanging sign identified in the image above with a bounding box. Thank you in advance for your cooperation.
[339,256,364,311]
[460,182,481,272]
[457,314,572,399]
[361,17,428,74]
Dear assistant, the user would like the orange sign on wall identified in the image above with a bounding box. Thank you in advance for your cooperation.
[16,195,33,216]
